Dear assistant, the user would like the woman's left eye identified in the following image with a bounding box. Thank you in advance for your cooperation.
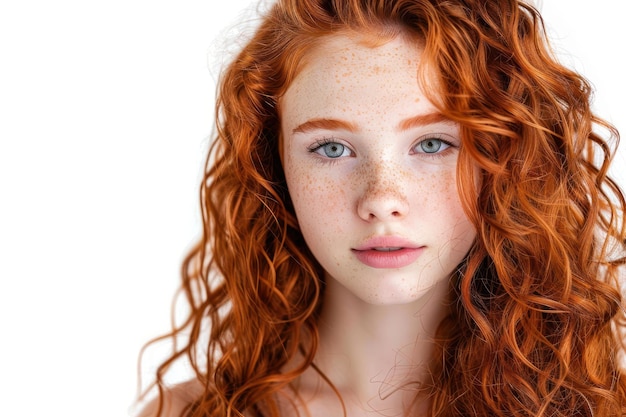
[414,138,451,154]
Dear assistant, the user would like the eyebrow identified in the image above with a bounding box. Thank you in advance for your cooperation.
[292,118,358,134]
[291,112,451,135]
[397,112,451,131]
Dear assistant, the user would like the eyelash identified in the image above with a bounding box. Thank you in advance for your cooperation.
[307,137,338,151]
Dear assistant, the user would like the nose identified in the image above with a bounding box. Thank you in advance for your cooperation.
[356,166,409,222]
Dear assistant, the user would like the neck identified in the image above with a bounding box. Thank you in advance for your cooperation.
[297,276,451,415]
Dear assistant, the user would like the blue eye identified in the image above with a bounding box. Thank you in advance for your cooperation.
[322,142,345,158]
[310,140,352,158]
[416,138,450,154]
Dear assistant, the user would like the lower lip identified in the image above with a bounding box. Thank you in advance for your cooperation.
[352,247,424,269]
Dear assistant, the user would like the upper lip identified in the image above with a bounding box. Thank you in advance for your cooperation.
[352,236,422,251]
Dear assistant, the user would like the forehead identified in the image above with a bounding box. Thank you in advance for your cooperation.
[280,34,437,131]
[285,33,421,93]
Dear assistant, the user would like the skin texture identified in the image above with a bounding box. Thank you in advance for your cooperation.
[281,34,476,306]
[279,34,477,415]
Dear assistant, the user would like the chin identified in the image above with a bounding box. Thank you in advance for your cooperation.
[353,279,450,307]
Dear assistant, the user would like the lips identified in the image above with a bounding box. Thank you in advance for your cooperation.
[352,236,424,269]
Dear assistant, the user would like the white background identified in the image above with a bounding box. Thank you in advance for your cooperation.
[0,1,623,416]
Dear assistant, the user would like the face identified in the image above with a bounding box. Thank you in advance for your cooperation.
[281,34,476,305]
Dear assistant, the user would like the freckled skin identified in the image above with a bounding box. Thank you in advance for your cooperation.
[281,35,476,305]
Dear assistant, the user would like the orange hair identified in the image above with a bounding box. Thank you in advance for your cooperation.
[139,0,626,416]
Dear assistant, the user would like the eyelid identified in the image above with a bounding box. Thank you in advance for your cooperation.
[306,137,333,152]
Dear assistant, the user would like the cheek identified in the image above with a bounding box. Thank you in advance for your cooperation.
[435,170,476,247]
[416,169,473,227]
[284,159,350,234]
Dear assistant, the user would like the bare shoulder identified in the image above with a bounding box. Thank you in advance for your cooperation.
[136,379,204,417]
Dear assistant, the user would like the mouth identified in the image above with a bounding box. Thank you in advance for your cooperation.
[353,236,421,252]
[352,237,424,269]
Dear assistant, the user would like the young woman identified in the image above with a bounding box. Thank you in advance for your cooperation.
[137,0,626,416]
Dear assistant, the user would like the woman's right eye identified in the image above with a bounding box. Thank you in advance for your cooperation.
[309,141,353,158]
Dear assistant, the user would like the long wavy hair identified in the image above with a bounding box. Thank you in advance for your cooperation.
[139,0,626,416]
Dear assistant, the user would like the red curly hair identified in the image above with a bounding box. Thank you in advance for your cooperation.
[139,0,626,416]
